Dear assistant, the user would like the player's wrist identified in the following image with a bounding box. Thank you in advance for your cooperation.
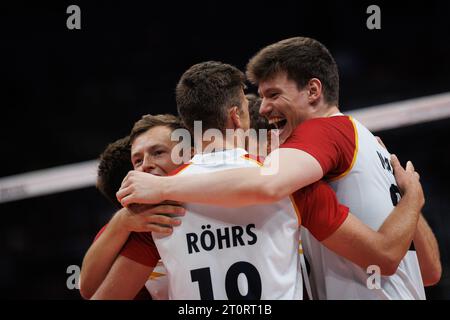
[111,209,133,234]
[402,185,424,212]
[159,176,172,202]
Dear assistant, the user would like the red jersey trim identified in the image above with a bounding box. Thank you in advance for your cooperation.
[168,163,192,176]
[318,204,350,241]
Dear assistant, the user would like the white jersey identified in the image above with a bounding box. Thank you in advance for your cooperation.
[301,115,425,300]
[145,261,169,300]
[153,148,303,300]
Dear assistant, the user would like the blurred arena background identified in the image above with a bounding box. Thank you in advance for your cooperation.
[1,1,449,299]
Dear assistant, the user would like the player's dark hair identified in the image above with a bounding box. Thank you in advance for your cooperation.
[176,61,246,134]
[96,136,132,208]
[246,37,339,105]
[129,114,186,144]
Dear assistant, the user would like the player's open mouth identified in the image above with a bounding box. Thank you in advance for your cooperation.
[268,117,287,130]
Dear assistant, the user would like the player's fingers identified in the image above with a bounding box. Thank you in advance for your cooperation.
[414,172,420,180]
[146,215,182,226]
[159,200,183,206]
[120,193,136,208]
[390,154,404,173]
[128,203,153,213]
[116,186,132,202]
[406,161,415,173]
[144,205,186,216]
[120,173,131,188]
[121,170,137,188]
[144,224,173,235]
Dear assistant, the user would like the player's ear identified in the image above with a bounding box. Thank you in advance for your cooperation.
[307,78,322,105]
[229,106,241,128]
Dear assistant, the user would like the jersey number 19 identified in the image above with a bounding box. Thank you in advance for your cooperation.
[190,261,262,300]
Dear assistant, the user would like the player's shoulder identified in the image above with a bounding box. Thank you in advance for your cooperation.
[302,115,353,127]
[294,115,349,131]
[291,115,354,139]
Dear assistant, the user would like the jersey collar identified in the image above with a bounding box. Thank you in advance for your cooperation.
[190,148,248,165]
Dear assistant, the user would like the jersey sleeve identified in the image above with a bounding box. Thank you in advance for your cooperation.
[119,232,160,267]
[280,116,356,179]
[292,181,349,241]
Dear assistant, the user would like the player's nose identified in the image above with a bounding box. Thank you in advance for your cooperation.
[259,98,272,116]
[141,156,156,174]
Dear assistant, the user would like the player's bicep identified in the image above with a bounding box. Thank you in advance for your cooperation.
[264,148,323,196]
[320,213,384,269]
[91,255,153,300]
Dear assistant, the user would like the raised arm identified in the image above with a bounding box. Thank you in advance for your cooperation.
[117,148,323,207]
[413,214,442,286]
[321,155,424,275]
[79,204,184,299]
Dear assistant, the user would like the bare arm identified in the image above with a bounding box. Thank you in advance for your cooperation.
[414,214,442,286]
[80,209,130,299]
[117,148,324,207]
[321,156,424,275]
[79,205,184,299]
[91,255,154,300]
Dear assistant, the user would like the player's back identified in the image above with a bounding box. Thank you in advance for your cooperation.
[301,116,425,299]
[153,148,302,300]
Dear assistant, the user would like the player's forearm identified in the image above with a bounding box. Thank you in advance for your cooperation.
[91,255,153,300]
[79,211,130,299]
[161,153,323,207]
[163,167,280,207]
[413,215,442,286]
[377,190,423,272]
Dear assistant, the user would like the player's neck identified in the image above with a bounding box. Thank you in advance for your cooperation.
[310,104,340,119]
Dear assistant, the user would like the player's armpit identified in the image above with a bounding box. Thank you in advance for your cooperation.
[91,255,153,300]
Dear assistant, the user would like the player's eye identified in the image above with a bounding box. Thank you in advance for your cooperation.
[153,150,165,157]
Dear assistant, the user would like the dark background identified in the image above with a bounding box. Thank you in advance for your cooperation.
[0,1,449,299]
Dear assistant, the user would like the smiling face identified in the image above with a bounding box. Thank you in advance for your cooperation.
[258,72,311,145]
[130,125,180,176]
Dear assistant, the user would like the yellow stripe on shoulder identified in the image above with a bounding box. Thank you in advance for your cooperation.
[289,195,302,227]
[240,154,263,167]
[171,163,192,176]
[149,272,166,280]
[329,116,359,182]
